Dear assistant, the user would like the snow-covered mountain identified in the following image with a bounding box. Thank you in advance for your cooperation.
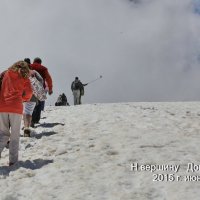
[0,102,200,200]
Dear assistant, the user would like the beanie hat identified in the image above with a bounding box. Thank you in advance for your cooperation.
[33,57,42,64]
[24,58,31,65]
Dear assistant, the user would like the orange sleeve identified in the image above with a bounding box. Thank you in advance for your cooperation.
[44,70,53,92]
[22,79,33,101]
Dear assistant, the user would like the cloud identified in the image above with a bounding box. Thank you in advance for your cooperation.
[0,0,199,104]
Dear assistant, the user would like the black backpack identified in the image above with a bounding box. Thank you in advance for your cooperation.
[73,81,81,90]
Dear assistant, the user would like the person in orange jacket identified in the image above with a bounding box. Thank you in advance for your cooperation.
[30,57,53,127]
[0,61,32,166]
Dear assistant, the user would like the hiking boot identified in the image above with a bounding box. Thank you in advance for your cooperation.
[9,162,15,166]
[5,141,10,149]
[24,128,31,137]
[31,121,35,128]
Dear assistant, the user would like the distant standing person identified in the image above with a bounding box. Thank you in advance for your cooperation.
[71,77,87,105]
[30,57,53,127]
[0,61,32,166]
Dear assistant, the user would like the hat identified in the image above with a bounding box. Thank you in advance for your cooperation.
[33,57,42,64]
[24,58,31,64]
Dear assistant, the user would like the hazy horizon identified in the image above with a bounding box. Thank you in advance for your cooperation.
[0,0,200,105]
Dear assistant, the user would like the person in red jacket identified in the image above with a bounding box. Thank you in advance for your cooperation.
[0,61,32,166]
[30,57,53,126]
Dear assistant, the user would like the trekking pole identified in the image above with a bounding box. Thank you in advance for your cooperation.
[86,75,103,85]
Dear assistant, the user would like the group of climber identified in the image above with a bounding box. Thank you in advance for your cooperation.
[0,58,53,166]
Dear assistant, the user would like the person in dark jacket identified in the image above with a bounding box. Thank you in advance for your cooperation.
[61,93,68,105]
[71,77,87,105]
[30,57,53,127]
[55,93,69,106]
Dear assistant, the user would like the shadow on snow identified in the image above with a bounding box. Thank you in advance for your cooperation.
[35,122,65,128]
[0,158,53,177]
[32,131,58,139]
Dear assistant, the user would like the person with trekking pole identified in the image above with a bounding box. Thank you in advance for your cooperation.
[71,75,102,105]
[71,77,88,105]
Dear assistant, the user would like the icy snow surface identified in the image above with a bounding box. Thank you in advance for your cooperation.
[0,102,200,200]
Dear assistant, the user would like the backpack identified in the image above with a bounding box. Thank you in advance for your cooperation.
[80,87,84,96]
[73,81,81,90]
[29,75,47,101]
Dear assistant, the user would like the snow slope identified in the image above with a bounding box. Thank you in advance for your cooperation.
[0,102,200,200]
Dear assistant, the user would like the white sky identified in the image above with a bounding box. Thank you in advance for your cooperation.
[0,0,200,105]
[1,103,200,199]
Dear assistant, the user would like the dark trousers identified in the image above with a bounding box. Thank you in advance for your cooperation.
[32,101,45,123]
